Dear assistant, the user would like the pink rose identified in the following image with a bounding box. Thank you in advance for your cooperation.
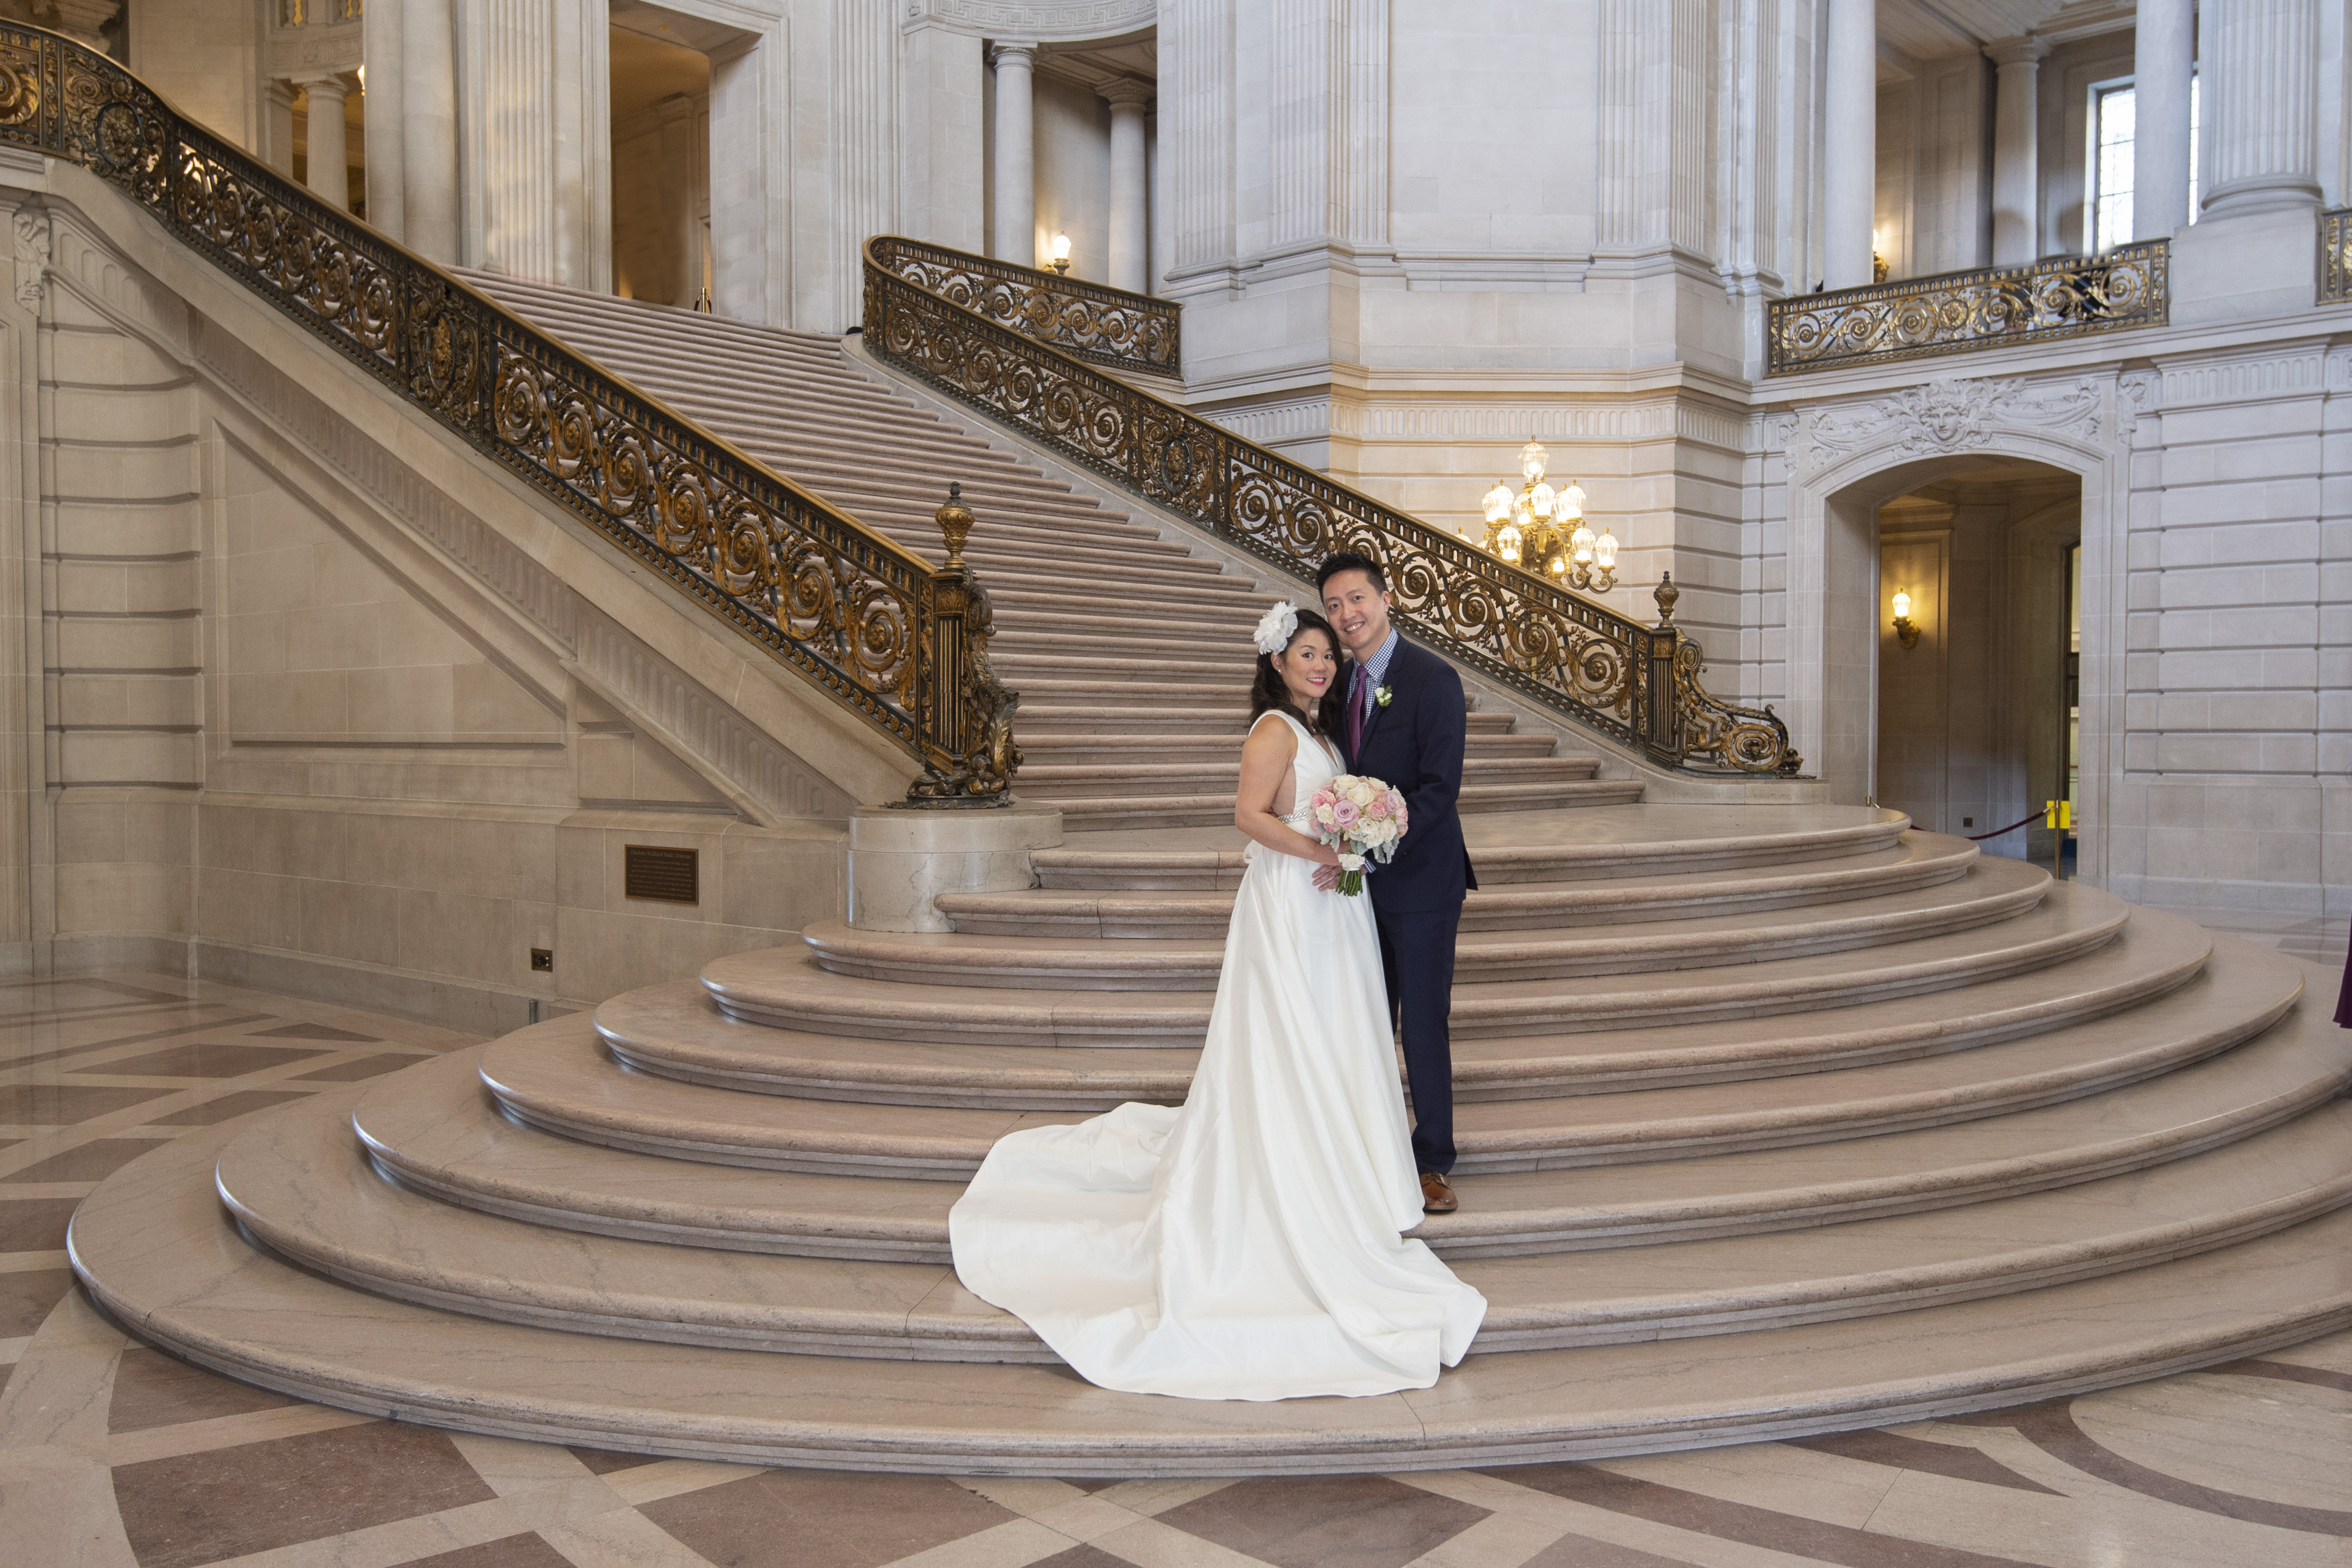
[1332,799,1361,828]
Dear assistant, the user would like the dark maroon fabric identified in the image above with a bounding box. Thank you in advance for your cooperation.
[2336,920,2352,1026]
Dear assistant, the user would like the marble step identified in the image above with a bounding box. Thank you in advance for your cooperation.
[953,568,1261,607]
[1018,706,1523,736]
[595,911,2211,1108]
[1014,755,1622,797]
[942,834,1971,938]
[72,1114,2352,1473]
[370,1064,2352,1344]
[705,886,2128,1047]
[370,963,2332,1268]
[989,627,1263,660]
[1014,731,1563,765]
[804,857,2052,992]
[1041,778,1648,830]
[1033,806,1908,890]
[495,937,2315,1187]
[220,1061,2352,1366]
[991,656,1252,685]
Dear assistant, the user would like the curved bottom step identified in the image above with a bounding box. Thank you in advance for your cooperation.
[71,1115,2352,1475]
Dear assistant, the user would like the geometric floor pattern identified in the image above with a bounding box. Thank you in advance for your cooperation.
[2,969,2347,1567]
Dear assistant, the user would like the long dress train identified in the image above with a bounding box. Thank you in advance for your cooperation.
[949,709,1487,1400]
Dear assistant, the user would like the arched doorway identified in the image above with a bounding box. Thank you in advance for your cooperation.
[1872,460,2080,865]
[1805,452,2086,867]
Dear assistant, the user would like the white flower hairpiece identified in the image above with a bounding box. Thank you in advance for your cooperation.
[1252,600,1300,656]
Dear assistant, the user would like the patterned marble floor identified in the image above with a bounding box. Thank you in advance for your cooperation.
[1,968,2347,1568]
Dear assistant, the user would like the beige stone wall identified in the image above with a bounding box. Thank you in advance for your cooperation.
[0,178,871,1029]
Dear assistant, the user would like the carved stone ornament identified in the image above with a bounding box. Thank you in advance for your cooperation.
[1795,375,2105,475]
[12,206,47,312]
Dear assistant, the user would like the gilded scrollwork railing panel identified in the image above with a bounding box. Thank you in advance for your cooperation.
[2321,209,2352,305]
[865,236,1799,777]
[0,23,1015,803]
[1767,244,2169,377]
[875,235,1179,379]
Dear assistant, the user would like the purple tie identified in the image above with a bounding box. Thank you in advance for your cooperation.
[1348,665,1366,756]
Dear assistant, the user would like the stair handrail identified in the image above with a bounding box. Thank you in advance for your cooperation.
[0,24,1016,805]
[864,235,1800,776]
[873,236,1179,379]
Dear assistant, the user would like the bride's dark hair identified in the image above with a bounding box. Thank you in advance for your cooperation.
[1250,608,1338,737]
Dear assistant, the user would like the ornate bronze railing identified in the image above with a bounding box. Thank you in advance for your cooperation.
[0,24,1013,804]
[2321,209,2352,304]
[873,236,1179,379]
[1767,242,2169,376]
[864,236,1799,776]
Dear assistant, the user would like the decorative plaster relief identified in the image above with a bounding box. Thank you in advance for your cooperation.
[12,208,47,313]
[2119,371,2160,439]
[1794,374,2105,476]
[188,319,856,821]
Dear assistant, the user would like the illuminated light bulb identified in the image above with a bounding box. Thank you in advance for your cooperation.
[1497,522,1521,562]
[1558,479,1586,520]
[1528,481,1557,519]
[1549,554,1567,575]
[1519,438,1548,482]
[1569,521,1596,565]
[1892,591,1913,619]
[1593,526,1618,570]
[1049,232,1072,274]
[1482,480,1514,524]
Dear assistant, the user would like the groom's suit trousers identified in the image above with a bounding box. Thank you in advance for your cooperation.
[1375,902,1459,1175]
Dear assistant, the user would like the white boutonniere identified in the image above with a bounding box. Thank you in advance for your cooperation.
[1375,685,1393,708]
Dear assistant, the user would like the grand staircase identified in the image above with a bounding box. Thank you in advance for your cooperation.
[70,282,2352,1475]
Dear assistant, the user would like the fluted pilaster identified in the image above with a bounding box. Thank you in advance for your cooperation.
[2202,0,2322,217]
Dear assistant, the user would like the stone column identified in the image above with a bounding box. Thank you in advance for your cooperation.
[362,0,407,240]
[1821,0,1875,288]
[401,0,459,264]
[297,75,350,212]
[989,41,1037,266]
[2202,0,2321,217]
[1102,79,1152,292]
[262,80,297,180]
[2134,0,2194,238]
[1987,39,2048,266]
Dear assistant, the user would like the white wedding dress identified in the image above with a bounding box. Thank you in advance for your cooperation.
[949,709,1487,1401]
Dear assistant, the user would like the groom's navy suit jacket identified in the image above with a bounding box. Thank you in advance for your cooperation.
[1340,637,1476,911]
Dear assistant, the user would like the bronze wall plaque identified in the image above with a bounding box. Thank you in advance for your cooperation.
[624,845,700,904]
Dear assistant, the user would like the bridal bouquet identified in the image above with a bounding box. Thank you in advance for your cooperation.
[1305,775,1408,896]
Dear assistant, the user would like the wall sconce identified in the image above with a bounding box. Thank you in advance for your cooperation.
[1049,233,1072,275]
[1891,591,1920,650]
[1872,230,1889,284]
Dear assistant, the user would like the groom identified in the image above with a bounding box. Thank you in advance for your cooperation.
[1315,551,1474,1215]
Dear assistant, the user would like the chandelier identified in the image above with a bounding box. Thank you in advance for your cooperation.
[1479,439,1617,592]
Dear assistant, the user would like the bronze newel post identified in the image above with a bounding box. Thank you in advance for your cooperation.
[902,483,1020,805]
[1643,572,1684,762]
[928,482,977,764]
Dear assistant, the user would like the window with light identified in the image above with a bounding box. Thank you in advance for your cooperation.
[2090,73,2199,253]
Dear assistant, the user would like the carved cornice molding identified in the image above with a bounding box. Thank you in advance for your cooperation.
[908,0,1153,41]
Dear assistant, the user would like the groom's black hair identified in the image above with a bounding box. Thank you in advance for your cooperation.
[1315,551,1387,595]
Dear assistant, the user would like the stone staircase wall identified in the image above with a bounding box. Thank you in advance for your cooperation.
[0,164,949,1029]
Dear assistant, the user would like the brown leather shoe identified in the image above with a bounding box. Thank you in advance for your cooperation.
[1420,1172,1458,1214]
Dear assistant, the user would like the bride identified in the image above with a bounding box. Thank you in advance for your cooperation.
[949,602,1487,1401]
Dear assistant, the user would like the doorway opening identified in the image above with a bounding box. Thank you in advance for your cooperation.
[609,5,712,309]
[1863,459,2082,864]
